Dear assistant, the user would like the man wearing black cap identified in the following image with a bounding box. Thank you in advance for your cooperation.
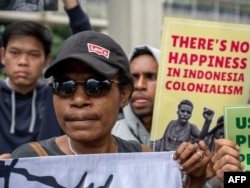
[12,30,145,157]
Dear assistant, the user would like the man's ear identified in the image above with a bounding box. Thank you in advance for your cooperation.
[120,85,133,108]
[44,53,52,68]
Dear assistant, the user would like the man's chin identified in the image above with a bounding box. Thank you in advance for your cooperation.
[180,119,188,124]
[132,109,152,118]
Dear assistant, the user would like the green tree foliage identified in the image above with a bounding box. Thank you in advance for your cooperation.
[49,24,72,63]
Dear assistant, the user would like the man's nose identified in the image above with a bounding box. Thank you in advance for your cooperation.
[134,76,147,90]
[71,85,92,107]
[18,54,29,66]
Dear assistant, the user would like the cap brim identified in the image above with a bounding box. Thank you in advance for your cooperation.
[44,53,119,78]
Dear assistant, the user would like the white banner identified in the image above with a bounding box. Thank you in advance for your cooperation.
[0,151,182,188]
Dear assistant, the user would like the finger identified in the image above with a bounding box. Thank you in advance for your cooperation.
[198,140,215,178]
[179,147,206,173]
[181,152,210,177]
[212,145,241,162]
[213,154,243,172]
[173,142,192,160]
[199,140,212,159]
[214,139,239,153]
[196,150,204,161]
[0,153,11,159]
[180,150,204,172]
[176,143,197,163]
[181,141,211,176]
[216,163,243,181]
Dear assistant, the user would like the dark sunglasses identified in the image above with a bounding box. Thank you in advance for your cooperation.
[49,78,119,96]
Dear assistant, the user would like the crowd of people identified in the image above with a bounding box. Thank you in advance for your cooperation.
[0,1,244,188]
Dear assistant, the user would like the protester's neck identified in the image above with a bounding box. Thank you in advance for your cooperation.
[8,80,37,95]
[61,135,118,155]
[141,116,152,133]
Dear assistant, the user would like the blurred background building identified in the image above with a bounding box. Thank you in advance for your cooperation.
[0,0,249,65]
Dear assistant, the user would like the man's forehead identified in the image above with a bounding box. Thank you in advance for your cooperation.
[179,104,193,108]
[54,60,97,77]
[131,69,157,75]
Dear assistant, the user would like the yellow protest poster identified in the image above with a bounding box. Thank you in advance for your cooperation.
[224,105,250,171]
[150,17,250,152]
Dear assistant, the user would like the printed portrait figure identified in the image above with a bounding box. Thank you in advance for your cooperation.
[152,99,214,151]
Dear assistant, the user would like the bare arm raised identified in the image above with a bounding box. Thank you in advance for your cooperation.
[62,0,92,33]
[63,0,78,9]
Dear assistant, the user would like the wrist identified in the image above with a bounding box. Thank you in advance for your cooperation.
[183,174,206,188]
[63,0,78,10]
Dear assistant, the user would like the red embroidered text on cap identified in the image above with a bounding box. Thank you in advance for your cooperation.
[87,43,110,58]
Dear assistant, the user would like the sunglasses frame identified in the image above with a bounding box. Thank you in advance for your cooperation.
[49,78,119,97]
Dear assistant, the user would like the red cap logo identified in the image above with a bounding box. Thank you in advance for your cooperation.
[87,43,110,58]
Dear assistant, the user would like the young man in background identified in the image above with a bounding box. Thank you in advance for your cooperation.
[0,0,92,154]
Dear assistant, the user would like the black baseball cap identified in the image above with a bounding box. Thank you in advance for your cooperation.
[44,31,130,78]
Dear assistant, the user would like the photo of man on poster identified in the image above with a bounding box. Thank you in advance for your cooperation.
[151,99,214,151]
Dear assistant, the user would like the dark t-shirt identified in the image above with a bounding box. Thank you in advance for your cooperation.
[11,136,142,158]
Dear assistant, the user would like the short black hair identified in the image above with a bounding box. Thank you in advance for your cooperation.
[1,20,53,56]
[178,99,193,109]
[130,48,155,62]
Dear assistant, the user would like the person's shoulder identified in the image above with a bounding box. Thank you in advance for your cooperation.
[0,79,12,94]
[35,81,52,95]
[11,143,39,158]
[39,137,56,149]
[169,119,176,123]
[112,119,138,141]
[166,120,176,127]
[0,79,6,85]
[114,136,142,152]
[112,115,131,133]
[113,118,126,129]
[11,138,58,158]
[39,137,65,155]
[36,80,50,89]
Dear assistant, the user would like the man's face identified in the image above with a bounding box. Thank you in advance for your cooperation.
[1,35,49,94]
[53,60,130,143]
[177,104,193,124]
[130,54,158,118]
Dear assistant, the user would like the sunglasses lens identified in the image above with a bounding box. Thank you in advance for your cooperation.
[50,80,76,96]
[50,81,59,95]
[85,79,112,96]
[50,79,115,96]
[61,80,76,96]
